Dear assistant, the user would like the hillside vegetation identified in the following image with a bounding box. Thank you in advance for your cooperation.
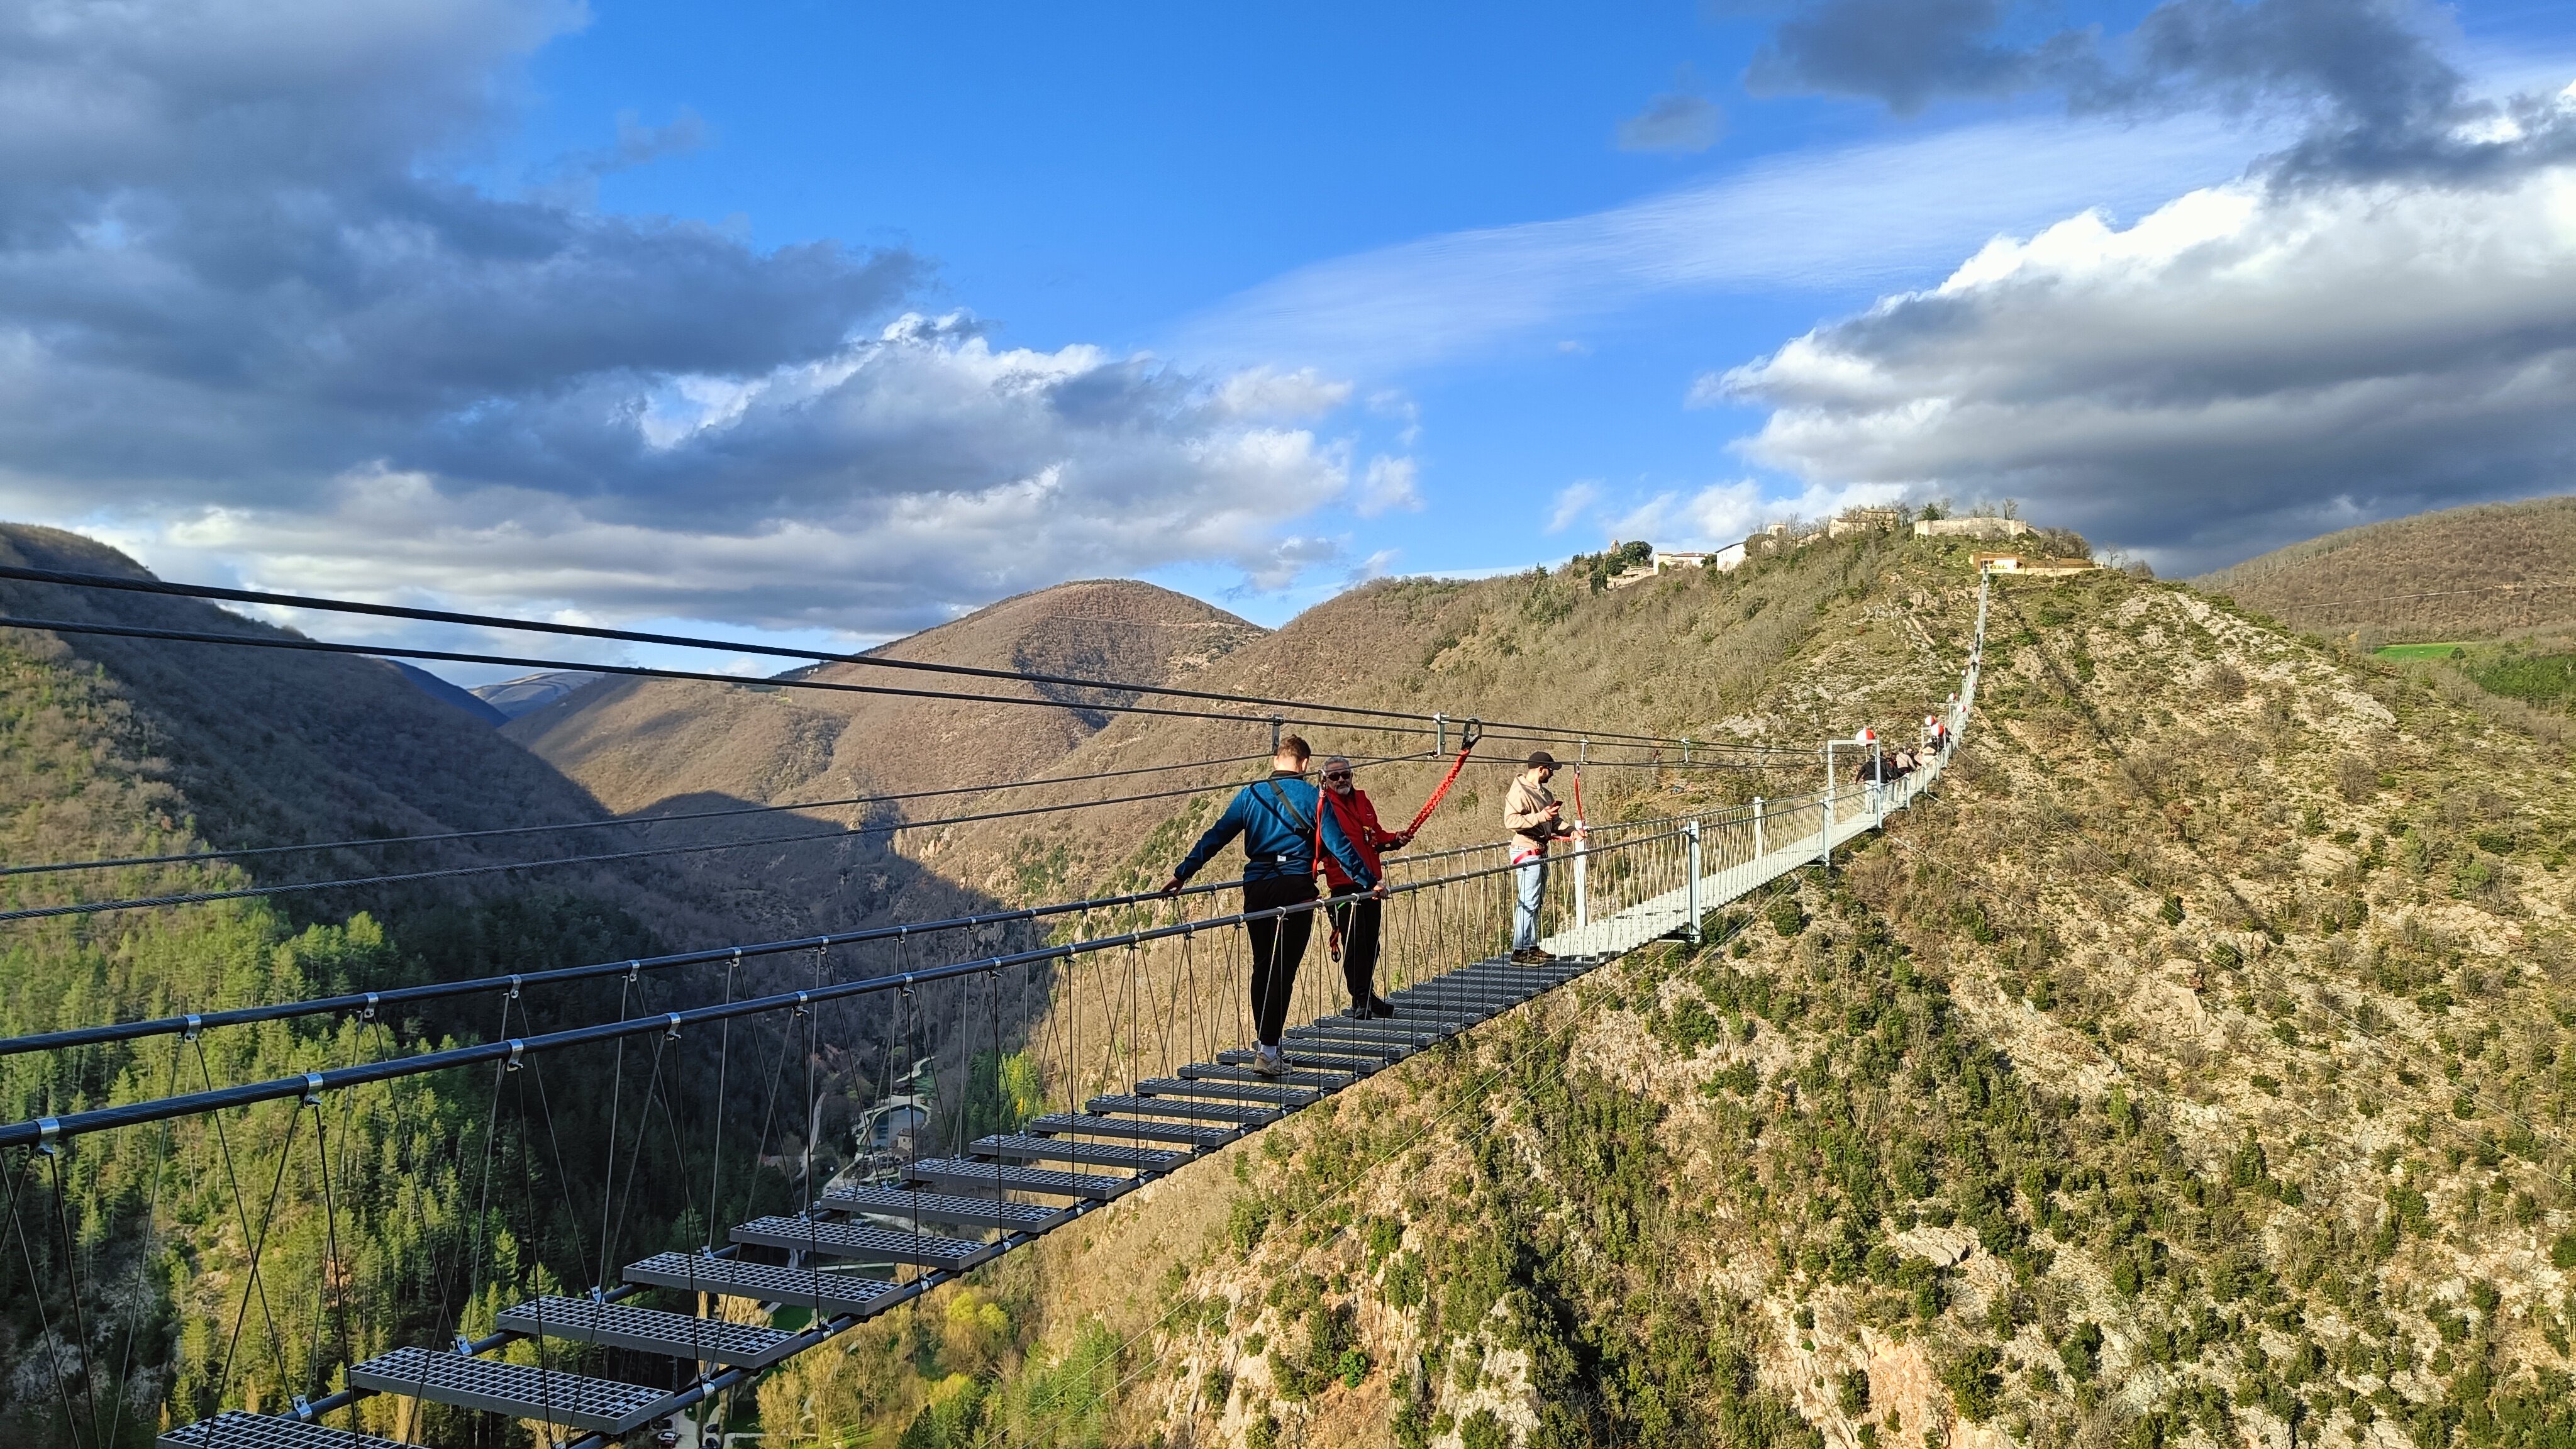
[0,526,774,1446]
[747,545,2576,1449]
[2194,496,2576,643]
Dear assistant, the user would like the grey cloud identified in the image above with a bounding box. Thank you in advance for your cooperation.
[0,0,1376,631]
[1744,0,2095,115]
[1738,0,2575,180]
[1619,80,1726,152]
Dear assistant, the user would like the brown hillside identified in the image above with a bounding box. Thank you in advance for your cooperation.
[914,540,1953,913]
[2194,495,2576,642]
[504,579,1263,935]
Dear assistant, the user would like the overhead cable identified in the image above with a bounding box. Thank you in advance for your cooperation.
[0,820,1709,1149]
[0,749,1279,879]
[0,753,1413,926]
[0,564,1792,754]
[0,803,1724,1060]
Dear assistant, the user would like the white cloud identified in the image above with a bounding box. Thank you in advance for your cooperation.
[1171,110,2275,377]
[1546,481,1601,535]
[1722,153,2576,570]
[1214,365,1354,419]
[1355,455,1423,518]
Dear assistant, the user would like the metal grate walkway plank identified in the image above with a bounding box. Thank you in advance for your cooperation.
[1177,1062,1353,1087]
[731,1214,998,1269]
[969,1133,1186,1170]
[623,1251,896,1313]
[904,1157,1136,1200]
[497,1295,795,1368]
[1084,1093,1279,1124]
[823,1185,1071,1232]
[1134,1077,1317,1106]
[346,1346,665,1435]
[161,1413,428,1449]
[1024,1113,1238,1147]
[1216,1045,1395,1069]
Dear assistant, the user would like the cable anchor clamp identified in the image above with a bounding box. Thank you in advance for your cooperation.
[664,1013,684,1040]
[291,1396,313,1420]
[302,1073,325,1106]
[504,1040,526,1072]
[625,960,641,984]
[181,1013,203,1042]
[506,974,523,1000]
[453,1335,475,1356]
[794,992,811,1018]
[36,1118,60,1155]
[360,991,380,1022]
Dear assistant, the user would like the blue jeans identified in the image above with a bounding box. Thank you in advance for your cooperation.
[1513,854,1546,950]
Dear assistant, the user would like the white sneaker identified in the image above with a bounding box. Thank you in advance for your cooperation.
[1250,1046,1287,1078]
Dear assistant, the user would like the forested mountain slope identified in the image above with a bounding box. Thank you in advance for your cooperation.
[755,548,2576,1449]
[2195,496,2576,643]
[0,526,760,1445]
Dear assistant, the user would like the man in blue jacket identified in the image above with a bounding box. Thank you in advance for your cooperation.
[1162,735,1379,1077]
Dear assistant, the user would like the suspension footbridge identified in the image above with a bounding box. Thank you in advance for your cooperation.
[0,569,1988,1449]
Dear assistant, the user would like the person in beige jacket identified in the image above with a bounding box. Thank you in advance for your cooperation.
[1503,751,1576,962]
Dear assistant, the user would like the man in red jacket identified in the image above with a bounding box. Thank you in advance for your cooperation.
[1318,755,1409,1018]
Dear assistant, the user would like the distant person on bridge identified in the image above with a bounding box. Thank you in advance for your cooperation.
[1319,755,1410,1019]
[1163,735,1380,1077]
[1503,752,1577,964]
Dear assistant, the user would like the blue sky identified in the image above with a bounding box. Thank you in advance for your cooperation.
[6,0,2576,676]
[499,2,2265,599]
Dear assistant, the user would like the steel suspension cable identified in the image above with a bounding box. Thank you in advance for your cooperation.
[0,752,1433,930]
[0,564,1773,753]
[192,1035,290,1396]
[104,1033,185,1448]
[211,1102,299,1421]
[4,1146,85,1446]
[0,826,1706,1151]
[704,954,738,1255]
[2,749,1280,880]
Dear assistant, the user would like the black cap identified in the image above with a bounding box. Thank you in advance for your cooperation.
[1526,750,1558,769]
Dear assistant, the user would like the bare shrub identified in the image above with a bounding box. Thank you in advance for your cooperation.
[2333,752,2380,804]
[2201,662,2248,702]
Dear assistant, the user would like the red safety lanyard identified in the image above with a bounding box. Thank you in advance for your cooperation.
[1401,719,1482,838]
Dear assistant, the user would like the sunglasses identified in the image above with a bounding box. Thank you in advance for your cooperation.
[1322,771,1353,782]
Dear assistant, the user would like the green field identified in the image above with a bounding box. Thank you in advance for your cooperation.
[2374,641,2470,660]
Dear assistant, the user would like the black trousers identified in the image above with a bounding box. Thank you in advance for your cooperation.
[1243,875,1318,1046]
[1329,884,1382,1003]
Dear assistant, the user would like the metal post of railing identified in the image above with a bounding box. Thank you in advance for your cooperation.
[1684,819,1703,945]
[1821,743,1838,869]
[1573,741,1589,930]
[1753,796,1766,858]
